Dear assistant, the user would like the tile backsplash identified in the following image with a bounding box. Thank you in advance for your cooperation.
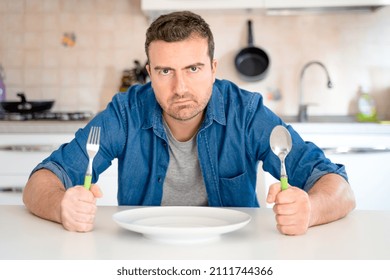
[1,0,390,119]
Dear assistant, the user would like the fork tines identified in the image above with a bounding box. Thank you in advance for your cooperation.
[88,126,101,145]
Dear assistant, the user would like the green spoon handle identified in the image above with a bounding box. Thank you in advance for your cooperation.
[281,176,288,191]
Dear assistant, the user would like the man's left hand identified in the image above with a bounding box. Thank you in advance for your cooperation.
[266,183,311,235]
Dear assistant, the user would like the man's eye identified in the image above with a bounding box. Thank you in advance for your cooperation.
[160,69,171,75]
[189,66,199,73]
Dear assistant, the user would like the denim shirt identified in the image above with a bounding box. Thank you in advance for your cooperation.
[33,79,347,207]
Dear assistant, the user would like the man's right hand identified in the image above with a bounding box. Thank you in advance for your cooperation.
[60,184,102,232]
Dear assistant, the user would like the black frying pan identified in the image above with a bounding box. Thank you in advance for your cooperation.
[235,20,270,82]
[0,93,54,113]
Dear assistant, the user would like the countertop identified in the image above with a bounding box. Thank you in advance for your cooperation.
[0,120,88,133]
[288,122,390,135]
[1,119,390,135]
[1,205,389,260]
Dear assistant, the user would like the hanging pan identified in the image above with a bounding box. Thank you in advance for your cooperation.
[234,20,270,82]
[0,93,54,113]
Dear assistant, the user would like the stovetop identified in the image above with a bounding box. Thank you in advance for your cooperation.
[0,111,93,121]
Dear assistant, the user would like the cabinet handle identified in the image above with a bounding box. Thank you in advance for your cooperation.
[322,147,390,155]
[0,187,23,193]
[0,145,55,152]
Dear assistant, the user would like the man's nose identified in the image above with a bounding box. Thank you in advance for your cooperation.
[173,72,187,96]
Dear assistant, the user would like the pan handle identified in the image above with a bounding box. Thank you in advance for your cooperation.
[16,92,27,103]
[247,20,254,46]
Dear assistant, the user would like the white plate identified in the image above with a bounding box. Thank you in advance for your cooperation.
[113,206,251,244]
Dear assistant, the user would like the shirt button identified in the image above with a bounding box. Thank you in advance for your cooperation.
[158,177,162,183]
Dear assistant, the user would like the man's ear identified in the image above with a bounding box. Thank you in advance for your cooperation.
[211,59,218,80]
[145,64,151,77]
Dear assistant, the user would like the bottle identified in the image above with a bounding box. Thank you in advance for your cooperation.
[0,64,5,102]
[356,85,377,122]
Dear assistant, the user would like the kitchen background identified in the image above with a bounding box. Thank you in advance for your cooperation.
[0,0,390,118]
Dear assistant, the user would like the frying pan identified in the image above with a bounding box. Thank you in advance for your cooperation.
[235,20,270,82]
[0,93,54,113]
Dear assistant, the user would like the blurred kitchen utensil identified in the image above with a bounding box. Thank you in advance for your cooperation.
[270,125,292,191]
[0,93,54,113]
[235,20,270,82]
[84,126,101,190]
[0,64,6,103]
[119,60,148,92]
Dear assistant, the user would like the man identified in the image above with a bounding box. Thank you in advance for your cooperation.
[23,11,355,235]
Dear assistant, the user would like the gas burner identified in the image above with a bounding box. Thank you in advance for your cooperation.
[0,111,94,121]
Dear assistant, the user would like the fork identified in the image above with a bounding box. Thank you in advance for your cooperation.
[84,126,101,190]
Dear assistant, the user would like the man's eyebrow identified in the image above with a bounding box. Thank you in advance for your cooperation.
[183,62,205,69]
[153,63,205,71]
[153,65,174,71]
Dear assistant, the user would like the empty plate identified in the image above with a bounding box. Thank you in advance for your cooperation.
[113,206,251,244]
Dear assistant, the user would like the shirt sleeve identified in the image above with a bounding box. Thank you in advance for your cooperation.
[30,160,74,189]
[304,163,347,192]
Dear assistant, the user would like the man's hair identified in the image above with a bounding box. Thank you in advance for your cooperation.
[145,11,215,64]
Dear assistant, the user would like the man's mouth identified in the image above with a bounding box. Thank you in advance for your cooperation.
[173,99,192,104]
[170,96,196,105]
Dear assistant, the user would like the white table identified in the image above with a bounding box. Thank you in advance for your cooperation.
[1,205,389,260]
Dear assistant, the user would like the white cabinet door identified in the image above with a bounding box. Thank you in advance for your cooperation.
[326,150,390,210]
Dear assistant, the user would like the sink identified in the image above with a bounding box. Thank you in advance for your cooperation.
[281,115,357,123]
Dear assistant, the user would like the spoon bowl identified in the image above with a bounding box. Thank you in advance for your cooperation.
[270,125,292,190]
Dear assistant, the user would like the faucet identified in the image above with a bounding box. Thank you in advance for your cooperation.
[298,61,333,122]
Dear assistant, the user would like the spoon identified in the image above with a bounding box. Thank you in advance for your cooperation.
[270,125,292,191]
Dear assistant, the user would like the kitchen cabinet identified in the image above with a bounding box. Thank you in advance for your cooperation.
[0,127,118,206]
[141,0,390,18]
[141,0,265,20]
[264,0,390,8]
[141,0,265,12]
[256,123,390,210]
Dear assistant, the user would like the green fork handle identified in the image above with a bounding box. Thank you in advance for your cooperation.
[84,175,92,190]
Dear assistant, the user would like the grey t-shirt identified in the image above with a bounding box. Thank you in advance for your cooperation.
[161,121,208,206]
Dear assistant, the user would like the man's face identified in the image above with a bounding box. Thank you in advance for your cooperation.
[146,36,217,122]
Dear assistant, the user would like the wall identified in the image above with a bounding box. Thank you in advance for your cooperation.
[1,0,389,119]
